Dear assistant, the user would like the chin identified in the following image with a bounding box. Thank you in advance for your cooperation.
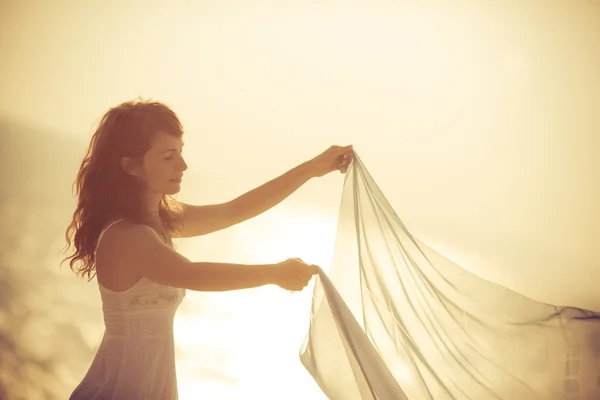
[164,182,182,195]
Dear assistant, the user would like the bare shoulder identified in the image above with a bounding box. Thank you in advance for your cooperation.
[99,220,165,257]
[98,220,191,287]
[109,220,159,240]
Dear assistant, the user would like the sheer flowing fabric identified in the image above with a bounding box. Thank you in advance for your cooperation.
[300,153,600,400]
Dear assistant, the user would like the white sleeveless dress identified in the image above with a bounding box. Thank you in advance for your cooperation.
[70,219,186,400]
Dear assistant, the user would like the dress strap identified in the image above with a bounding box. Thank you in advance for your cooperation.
[96,218,125,250]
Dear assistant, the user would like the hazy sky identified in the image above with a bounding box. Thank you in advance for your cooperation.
[1,1,599,398]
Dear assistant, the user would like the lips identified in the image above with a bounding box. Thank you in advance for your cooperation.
[170,177,182,183]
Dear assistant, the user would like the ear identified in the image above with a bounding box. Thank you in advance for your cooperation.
[120,157,140,177]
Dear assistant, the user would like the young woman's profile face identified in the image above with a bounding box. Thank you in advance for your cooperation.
[132,131,187,196]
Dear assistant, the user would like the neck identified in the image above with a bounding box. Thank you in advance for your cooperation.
[144,191,163,220]
[140,191,172,243]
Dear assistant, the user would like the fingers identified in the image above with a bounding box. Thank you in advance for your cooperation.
[281,276,311,291]
[278,259,320,292]
[330,144,353,154]
[341,146,353,157]
[336,151,353,173]
[321,145,354,175]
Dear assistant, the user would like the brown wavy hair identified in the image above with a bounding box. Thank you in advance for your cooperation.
[62,99,184,280]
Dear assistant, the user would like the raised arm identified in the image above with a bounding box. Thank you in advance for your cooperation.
[172,160,313,238]
[115,223,317,292]
[173,145,353,238]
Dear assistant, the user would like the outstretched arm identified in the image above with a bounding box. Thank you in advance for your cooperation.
[173,145,353,238]
[174,160,313,237]
[114,223,317,292]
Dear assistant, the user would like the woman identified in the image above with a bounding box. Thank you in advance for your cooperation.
[62,99,353,399]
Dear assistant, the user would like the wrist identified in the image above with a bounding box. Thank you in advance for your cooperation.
[263,264,280,285]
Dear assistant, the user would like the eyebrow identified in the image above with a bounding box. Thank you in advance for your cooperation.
[160,142,184,154]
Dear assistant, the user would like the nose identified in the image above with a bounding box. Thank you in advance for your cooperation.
[178,154,188,172]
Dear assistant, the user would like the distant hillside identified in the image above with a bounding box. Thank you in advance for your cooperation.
[0,119,88,201]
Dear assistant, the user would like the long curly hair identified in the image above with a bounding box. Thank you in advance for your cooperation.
[62,99,184,280]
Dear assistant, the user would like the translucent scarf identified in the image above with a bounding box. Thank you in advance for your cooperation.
[300,152,600,400]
